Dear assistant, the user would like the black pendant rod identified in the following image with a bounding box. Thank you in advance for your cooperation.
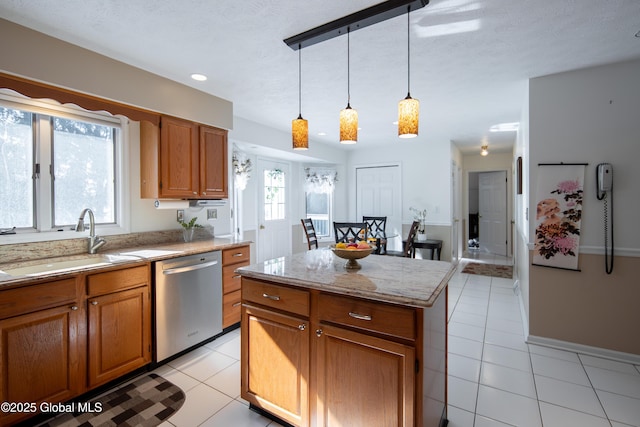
[298,44,302,117]
[284,0,429,50]
[406,5,411,96]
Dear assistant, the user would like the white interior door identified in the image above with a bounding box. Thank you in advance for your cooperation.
[478,171,507,256]
[257,159,291,262]
[356,165,402,251]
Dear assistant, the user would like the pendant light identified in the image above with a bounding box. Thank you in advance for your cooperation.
[398,6,419,138]
[339,27,358,144]
[292,44,309,150]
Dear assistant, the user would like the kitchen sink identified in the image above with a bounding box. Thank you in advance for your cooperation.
[1,254,141,277]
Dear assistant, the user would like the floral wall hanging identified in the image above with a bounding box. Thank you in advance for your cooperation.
[533,164,585,270]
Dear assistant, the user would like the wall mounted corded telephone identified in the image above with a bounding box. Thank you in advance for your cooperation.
[596,163,614,274]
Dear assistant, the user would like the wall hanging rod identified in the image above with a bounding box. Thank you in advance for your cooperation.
[283,0,429,50]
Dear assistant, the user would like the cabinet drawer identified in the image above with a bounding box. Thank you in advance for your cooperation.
[318,293,416,341]
[223,289,242,328]
[0,278,79,319]
[87,265,149,296]
[222,245,250,265]
[242,278,309,317]
[223,261,249,294]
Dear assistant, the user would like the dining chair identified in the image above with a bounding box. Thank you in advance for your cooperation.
[301,218,319,249]
[363,216,387,254]
[333,222,368,243]
[386,220,420,257]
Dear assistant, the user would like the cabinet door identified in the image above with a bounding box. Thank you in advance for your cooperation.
[241,305,309,427]
[0,304,84,426]
[199,125,228,198]
[87,286,151,388]
[160,116,199,198]
[316,324,415,427]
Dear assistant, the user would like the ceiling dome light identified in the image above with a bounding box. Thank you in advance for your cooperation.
[398,6,419,139]
[190,73,207,81]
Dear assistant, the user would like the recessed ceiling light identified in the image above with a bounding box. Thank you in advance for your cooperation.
[190,73,207,81]
[489,122,519,132]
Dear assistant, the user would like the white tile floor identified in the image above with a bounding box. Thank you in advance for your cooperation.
[67,251,640,426]
[447,251,640,427]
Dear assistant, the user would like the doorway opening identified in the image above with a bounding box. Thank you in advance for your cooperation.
[468,170,508,256]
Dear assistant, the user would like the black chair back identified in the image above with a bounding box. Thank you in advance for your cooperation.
[403,220,421,257]
[301,218,319,249]
[333,222,368,243]
[363,216,387,254]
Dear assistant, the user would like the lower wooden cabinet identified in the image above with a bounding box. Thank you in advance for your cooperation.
[0,264,151,426]
[0,303,84,426]
[87,285,151,388]
[241,276,448,427]
[315,324,415,427]
[241,305,309,427]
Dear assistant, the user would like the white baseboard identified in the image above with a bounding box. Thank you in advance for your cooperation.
[526,335,640,365]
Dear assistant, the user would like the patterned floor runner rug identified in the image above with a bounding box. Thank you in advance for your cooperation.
[461,262,513,279]
[40,373,185,427]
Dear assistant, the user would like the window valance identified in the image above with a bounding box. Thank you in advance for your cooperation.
[304,167,338,193]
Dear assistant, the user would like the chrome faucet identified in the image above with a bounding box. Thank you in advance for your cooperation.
[76,208,106,254]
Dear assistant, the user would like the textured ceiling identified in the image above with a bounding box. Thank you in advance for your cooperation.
[1,0,639,155]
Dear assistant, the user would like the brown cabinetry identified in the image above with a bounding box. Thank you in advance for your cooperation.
[140,116,228,199]
[242,304,310,427]
[0,264,152,426]
[87,265,151,388]
[222,245,250,328]
[0,278,85,426]
[241,277,426,427]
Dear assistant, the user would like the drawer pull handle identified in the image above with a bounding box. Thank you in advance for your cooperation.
[91,301,98,305]
[349,312,372,321]
[262,293,280,301]
[298,324,306,331]
[232,253,244,257]
[232,302,241,307]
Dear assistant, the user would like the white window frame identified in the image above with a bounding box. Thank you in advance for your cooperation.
[0,92,130,244]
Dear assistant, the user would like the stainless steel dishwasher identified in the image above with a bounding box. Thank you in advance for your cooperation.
[154,251,222,362]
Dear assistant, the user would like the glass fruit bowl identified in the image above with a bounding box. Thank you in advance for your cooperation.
[331,245,374,270]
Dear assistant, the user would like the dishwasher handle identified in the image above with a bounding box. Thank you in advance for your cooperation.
[162,260,219,275]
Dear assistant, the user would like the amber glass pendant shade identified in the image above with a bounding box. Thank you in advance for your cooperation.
[339,105,358,144]
[292,115,309,150]
[398,94,419,138]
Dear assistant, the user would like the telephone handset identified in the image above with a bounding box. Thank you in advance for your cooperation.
[595,163,614,274]
[597,163,613,195]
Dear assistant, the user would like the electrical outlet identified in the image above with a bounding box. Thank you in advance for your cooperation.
[207,209,217,219]
[177,210,184,222]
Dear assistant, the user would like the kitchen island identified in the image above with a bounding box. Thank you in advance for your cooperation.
[237,249,455,427]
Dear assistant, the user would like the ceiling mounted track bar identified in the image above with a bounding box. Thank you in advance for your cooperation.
[284,0,429,50]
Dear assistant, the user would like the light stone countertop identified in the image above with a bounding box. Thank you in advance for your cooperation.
[0,237,251,289]
[236,249,456,308]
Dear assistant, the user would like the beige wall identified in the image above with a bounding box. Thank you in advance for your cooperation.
[0,18,232,130]
[528,59,640,356]
[529,252,640,355]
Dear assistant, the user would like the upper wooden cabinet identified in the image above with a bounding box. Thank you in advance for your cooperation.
[141,116,228,199]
